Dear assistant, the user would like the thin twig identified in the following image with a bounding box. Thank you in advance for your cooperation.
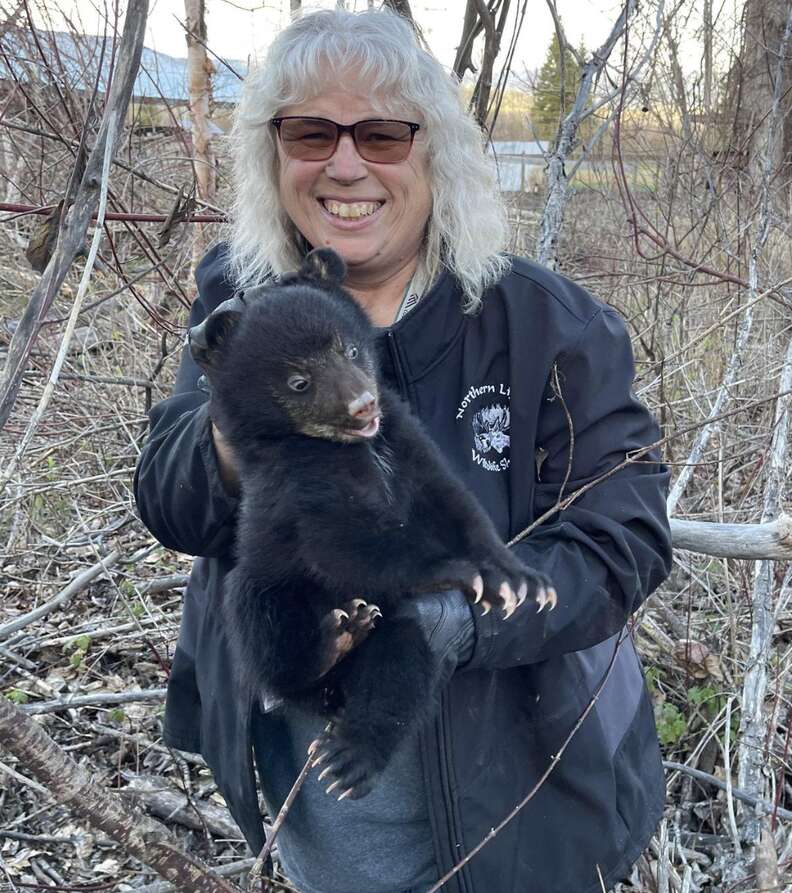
[508,387,792,547]
[247,744,322,890]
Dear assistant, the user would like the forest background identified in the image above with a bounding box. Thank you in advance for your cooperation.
[1,0,792,891]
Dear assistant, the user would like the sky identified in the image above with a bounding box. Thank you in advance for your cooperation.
[31,0,628,74]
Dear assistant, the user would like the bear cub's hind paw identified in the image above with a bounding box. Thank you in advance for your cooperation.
[308,723,386,801]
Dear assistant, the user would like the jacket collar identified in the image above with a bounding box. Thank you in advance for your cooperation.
[201,244,466,387]
[374,270,466,384]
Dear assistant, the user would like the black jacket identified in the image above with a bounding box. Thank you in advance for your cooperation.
[135,245,672,893]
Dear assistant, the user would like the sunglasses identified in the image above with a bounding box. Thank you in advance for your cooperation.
[270,116,421,163]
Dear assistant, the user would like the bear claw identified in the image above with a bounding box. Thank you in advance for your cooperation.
[499,581,518,618]
[536,587,558,612]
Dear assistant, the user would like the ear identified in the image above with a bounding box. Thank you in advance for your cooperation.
[188,292,247,370]
[300,248,346,286]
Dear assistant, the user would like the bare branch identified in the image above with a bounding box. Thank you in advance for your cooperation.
[0,551,120,641]
[0,695,239,892]
[0,0,149,432]
[669,516,792,560]
[535,0,655,268]
[21,688,167,715]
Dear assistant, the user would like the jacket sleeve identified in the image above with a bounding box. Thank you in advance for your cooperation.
[134,263,239,558]
[468,307,672,669]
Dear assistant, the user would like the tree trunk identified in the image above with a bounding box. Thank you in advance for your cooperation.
[736,327,792,846]
[535,0,640,268]
[733,0,792,190]
[703,0,713,112]
[184,0,216,264]
[453,0,481,79]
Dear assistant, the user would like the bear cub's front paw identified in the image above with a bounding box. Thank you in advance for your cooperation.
[318,599,382,677]
[465,554,556,618]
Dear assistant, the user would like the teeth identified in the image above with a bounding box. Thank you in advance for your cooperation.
[323,200,381,219]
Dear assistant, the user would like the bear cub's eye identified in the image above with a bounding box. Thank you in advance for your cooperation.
[288,374,311,392]
[345,345,359,360]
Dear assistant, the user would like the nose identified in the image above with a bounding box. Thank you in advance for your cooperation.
[348,391,378,419]
[325,133,367,182]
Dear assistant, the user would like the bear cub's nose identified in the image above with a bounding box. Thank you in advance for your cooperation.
[348,391,378,420]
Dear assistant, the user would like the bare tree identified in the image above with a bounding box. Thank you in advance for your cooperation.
[184,0,216,264]
[0,0,149,433]
[534,0,662,268]
[452,0,513,129]
[733,0,792,187]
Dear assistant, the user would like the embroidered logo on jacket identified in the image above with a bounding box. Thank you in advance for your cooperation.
[456,383,511,472]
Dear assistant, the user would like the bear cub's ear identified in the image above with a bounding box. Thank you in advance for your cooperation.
[299,248,346,286]
[189,292,247,370]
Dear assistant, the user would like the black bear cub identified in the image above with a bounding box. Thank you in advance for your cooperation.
[190,249,555,799]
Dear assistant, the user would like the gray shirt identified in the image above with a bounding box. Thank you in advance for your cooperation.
[252,704,438,893]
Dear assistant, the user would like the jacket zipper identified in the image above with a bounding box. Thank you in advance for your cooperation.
[389,329,473,893]
[437,694,473,893]
[386,331,409,399]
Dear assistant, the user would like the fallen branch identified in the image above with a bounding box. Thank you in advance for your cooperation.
[670,516,792,560]
[132,859,256,893]
[21,687,167,715]
[663,761,792,821]
[90,722,205,767]
[0,694,239,893]
[37,612,179,648]
[121,773,246,840]
[141,573,191,594]
[0,550,120,641]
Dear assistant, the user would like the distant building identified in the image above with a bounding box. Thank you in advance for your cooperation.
[487,140,549,193]
[0,28,246,131]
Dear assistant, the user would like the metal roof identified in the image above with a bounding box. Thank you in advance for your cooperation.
[0,28,246,104]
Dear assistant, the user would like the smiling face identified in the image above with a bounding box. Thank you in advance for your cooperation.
[275,89,433,292]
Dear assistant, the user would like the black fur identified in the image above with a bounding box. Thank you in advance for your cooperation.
[191,249,551,797]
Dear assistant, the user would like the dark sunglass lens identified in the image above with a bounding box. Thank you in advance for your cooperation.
[278,118,337,159]
[355,121,414,161]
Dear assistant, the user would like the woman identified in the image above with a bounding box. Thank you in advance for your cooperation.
[135,8,672,893]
